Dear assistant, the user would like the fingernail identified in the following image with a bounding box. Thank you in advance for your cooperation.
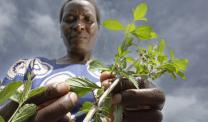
[55,82,70,92]
[68,92,79,106]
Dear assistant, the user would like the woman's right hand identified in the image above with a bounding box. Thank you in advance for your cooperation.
[1,82,78,122]
[29,82,79,122]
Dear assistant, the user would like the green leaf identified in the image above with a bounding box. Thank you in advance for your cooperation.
[103,19,124,31]
[20,73,33,103]
[160,63,176,72]
[119,71,139,89]
[150,32,158,39]
[132,26,153,40]
[158,55,168,64]
[125,24,136,32]
[94,112,102,122]
[79,101,93,113]
[172,59,189,71]
[158,39,166,53]
[125,35,133,46]
[117,46,123,56]
[120,58,127,69]
[148,45,153,54]
[169,72,177,80]
[73,87,93,97]
[170,49,175,59]
[28,87,46,98]
[10,90,22,103]
[139,17,148,22]
[66,77,101,96]
[11,104,37,122]
[177,71,187,80]
[121,34,133,50]
[101,98,113,116]
[0,115,5,122]
[133,2,148,21]
[0,81,22,105]
[120,50,131,58]
[88,60,109,72]
[126,57,135,63]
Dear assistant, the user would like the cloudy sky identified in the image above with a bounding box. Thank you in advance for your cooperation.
[0,0,208,121]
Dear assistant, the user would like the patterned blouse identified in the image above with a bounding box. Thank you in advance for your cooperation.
[1,57,100,121]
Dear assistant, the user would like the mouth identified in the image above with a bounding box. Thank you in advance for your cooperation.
[69,33,89,40]
[69,36,89,44]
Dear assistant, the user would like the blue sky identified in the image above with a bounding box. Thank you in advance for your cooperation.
[0,0,208,121]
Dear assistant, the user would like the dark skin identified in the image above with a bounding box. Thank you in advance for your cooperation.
[57,0,98,64]
[100,72,165,122]
[0,0,165,122]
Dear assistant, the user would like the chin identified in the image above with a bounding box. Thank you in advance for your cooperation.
[70,45,91,54]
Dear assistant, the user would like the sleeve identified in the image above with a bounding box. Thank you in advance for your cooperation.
[1,59,33,85]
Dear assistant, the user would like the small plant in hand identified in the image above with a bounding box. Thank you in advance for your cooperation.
[0,74,46,122]
[0,2,188,122]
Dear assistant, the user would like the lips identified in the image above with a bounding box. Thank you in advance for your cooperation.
[69,33,89,41]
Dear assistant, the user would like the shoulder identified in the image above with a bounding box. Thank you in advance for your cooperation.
[6,58,34,80]
[6,57,53,80]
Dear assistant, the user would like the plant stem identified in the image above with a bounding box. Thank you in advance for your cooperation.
[8,103,23,122]
[83,79,120,122]
[83,58,140,121]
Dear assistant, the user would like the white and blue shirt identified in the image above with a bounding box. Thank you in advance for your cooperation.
[1,57,100,121]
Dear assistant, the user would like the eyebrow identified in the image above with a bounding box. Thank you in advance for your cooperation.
[63,12,95,18]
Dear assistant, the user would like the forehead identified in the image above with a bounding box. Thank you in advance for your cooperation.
[63,0,96,15]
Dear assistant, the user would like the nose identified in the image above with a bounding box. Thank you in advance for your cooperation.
[73,21,85,32]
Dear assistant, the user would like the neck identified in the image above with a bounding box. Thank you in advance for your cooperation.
[68,50,91,64]
[57,50,91,65]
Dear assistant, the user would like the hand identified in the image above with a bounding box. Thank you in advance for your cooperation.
[100,71,165,122]
[0,82,78,122]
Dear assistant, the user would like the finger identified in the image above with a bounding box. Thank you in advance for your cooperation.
[33,92,78,122]
[27,82,70,105]
[120,88,165,110]
[113,78,159,94]
[112,78,135,94]
[112,94,122,105]
[57,113,75,122]
[123,110,163,122]
[37,99,56,110]
[100,71,115,82]
[101,79,113,90]
[101,78,134,93]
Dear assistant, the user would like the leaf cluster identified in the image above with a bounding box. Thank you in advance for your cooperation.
[0,73,46,122]
[74,2,189,122]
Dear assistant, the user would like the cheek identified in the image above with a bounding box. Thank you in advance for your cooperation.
[61,23,71,38]
[89,23,98,40]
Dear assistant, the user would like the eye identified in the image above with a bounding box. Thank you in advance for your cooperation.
[63,15,75,23]
[85,16,94,24]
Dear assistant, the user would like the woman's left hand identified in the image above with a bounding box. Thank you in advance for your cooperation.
[100,71,165,122]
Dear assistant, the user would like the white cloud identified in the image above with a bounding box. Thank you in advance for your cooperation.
[23,12,65,57]
[0,0,17,53]
[163,87,208,122]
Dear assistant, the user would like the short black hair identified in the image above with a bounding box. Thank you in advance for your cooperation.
[59,0,100,26]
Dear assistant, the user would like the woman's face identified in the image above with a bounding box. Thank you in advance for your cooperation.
[60,0,98,54]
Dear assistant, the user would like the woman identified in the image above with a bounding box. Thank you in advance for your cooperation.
[0,0,165,121]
